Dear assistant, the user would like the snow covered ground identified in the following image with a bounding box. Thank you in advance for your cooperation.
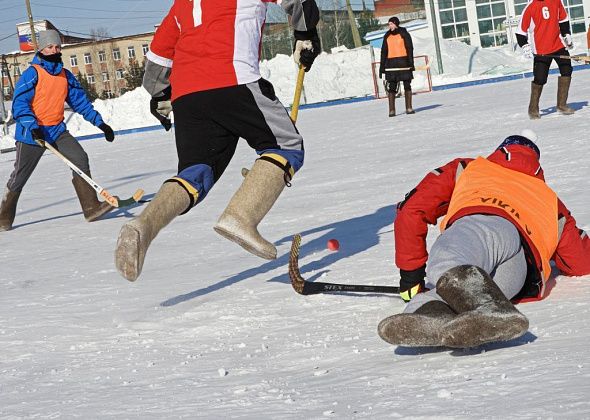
[1,64,590,417]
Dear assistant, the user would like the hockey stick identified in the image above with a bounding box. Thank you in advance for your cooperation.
[534,54,590,63]
[289,233,401,295]
[35,139,144,208]
[385,65,430,72]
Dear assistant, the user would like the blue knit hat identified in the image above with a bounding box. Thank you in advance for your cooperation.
[497,129,540,158]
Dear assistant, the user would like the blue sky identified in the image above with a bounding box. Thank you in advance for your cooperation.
[0,0,172,54]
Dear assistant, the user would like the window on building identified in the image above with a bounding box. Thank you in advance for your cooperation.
[475,0,508,48]
[102,72,110,81]
[3,86,11,96]
[13,66,21,76]
[116,69,125,79]
[98,51,106,62]
[84,53,92,65]
[439,0,470,44]
[70,55,78,67]
[513,0,528,16]
[142,44,149,55]
[128,46,136,59]
[103,90,113,98]
[87,74,95,84]
[113,48,121,61]
[563,0,585,33]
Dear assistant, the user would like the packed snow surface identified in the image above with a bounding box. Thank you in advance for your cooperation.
[1,64,590,417]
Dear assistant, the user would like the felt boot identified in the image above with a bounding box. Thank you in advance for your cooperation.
[0,189,20,231]
[72,175,114,222]
[405,90,415,114]
[556,76,575,115]
[528,82,543,119]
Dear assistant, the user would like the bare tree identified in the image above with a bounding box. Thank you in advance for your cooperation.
[90,27,111,41]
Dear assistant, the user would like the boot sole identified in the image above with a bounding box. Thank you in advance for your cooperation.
[441,311,529,348]
[115,224,144,282]
[85,203,115,222]
[214,225,276,260]
[378,313,449,347]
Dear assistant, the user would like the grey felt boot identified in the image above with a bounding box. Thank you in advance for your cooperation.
[115,181,190,281]
[388,92,396,117]
[72,175,114,222]
[378,300,457,347]
[214,158,287,260]
[436,265,529,348]
[0,189,20,231]
[557,76,575,115]
[528,82,543,120]
[405,90,415,114]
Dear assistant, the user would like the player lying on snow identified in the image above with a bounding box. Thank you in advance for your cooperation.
[115,0,321,281]
[378,130,590,348]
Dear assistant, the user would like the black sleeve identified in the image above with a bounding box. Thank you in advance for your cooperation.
[379,34,388,76]
[559,20,571,36]
[281,0,319,32]
[402,29,414,67]
[516,33,529,48]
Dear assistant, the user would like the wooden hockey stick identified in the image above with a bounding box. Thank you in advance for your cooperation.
[290,65,306,122]
[35,139,144,208]
[385,65,430,72]
[535,54,590,63]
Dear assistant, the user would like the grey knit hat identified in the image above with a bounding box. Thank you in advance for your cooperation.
[37,30,62,51]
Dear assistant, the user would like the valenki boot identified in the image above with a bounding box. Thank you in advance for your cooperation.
[214,158,288,260]
[388,92,396,117]
[72,175,114,222]
[528,82,543,119]
[115,181,190,281]
[405,90,415,114]
[557,76,575,115]
[0,189,20,231]
[377,300,457,347]
[436,265,529,348]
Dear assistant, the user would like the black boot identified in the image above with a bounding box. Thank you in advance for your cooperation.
[72,175,114,222]
[0,189,20,231]
[436,265,529,348]
[377,300,457,347]
[405,90,415,114]
[388,92,396,117]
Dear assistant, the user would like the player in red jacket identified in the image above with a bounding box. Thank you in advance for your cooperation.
[115,0,320,282]
[378,130,590,348]
[516,0,575,119]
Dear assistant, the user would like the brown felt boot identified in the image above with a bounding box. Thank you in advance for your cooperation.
[214,158,288,260]
[72,175,114,222]
[557,76,575,115]
[115,182,190,281]
[405,90,415,114]
[388,92,396,117]
[377,300,457,347]
[528,82,543,120]
[436,265,529,348]
[0,189,20,231]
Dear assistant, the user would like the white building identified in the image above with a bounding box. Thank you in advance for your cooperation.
[423,0,588,49]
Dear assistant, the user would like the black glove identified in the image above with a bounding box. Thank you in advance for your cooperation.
[399,265,426,302]
[293,28,321,72]
[31,128,44,141]
[99,123,115,142]
[150,86,172,131]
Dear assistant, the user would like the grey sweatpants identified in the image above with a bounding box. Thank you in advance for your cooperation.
[6,131,90,193]
[404,214,527,314]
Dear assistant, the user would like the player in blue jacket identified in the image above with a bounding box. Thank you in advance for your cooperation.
[0,30,116,231]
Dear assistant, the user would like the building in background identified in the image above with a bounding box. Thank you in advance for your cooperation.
[373,0,426,23]
[2,20,154,100]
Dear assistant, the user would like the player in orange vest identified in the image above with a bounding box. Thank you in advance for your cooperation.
[378,16,415,117]
[0,30,116,231]
[378,130,590,348]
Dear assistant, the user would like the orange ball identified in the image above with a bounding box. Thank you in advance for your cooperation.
[327,239,340,251]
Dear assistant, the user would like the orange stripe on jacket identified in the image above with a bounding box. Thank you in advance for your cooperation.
[386,34,407,58]
[31,64,67,126]
[440,157,558,287]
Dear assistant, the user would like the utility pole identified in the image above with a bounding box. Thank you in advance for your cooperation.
[25,0,38,51]
[345,0,363,48]
[428,0,444,74]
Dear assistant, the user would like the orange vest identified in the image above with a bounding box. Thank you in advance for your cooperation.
[441,157,558,283]
[387,34,407,58]
[31,64,67,126]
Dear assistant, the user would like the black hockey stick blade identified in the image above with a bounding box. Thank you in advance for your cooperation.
[288,234,401,295]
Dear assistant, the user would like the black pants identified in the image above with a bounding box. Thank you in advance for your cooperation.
[533,48,572,85]
[385,80,411,94]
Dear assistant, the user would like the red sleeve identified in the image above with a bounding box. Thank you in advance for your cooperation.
[553,199,590,276]
[394,158,470,271]
[558,0,569,22]
[149,4,180,61]
[517,3,533,35]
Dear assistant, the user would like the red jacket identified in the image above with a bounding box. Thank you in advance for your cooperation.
[394,144,590,299]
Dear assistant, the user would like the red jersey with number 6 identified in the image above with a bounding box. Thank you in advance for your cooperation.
[517,0,568,55]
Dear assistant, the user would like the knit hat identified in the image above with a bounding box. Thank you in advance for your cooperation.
[37,30,62,51]
[388,16,400,26]
[497,129,540,158]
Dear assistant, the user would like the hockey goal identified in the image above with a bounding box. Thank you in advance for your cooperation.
[371,55,432,99]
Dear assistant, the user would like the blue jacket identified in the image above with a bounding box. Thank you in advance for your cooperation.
[12,53,104,145]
